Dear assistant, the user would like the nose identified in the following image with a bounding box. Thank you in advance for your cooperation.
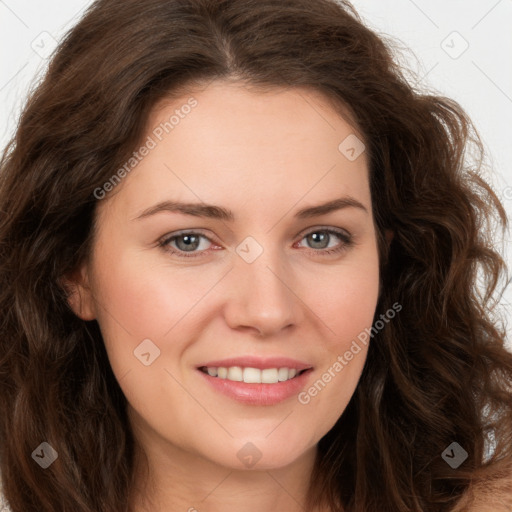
[222,243,302,337]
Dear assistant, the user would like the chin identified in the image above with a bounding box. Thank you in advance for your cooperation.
[200,433,316,472]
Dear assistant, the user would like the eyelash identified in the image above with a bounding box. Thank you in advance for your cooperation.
[158,227,355,259]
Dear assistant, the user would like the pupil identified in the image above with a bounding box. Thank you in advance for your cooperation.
[177,235,199,251]
[309,232,328,249]
[175,233,330,252]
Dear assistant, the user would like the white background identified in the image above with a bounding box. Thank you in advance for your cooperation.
[1,0,511,347]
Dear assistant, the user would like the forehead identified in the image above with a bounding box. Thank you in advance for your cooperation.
[97,81,370,223]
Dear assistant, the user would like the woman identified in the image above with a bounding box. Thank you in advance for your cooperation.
[0,0,511,510]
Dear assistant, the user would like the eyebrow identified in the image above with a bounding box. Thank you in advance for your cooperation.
[132,196,368,222]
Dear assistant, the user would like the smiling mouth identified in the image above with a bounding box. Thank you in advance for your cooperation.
[199,366,310,384]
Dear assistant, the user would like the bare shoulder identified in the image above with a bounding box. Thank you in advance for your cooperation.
[471,476,512,511]
[451,475,512,512]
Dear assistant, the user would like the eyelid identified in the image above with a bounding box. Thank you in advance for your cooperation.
[157,229,220,259]
[160,225,351,243]
[158,226,354,258]
[295,224,351,240]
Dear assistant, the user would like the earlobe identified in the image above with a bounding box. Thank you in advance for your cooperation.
[59,265,97,321]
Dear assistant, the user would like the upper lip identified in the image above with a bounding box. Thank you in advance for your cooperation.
[197,356,313,371]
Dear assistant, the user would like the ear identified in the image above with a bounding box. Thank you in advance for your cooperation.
[59,263,97,321]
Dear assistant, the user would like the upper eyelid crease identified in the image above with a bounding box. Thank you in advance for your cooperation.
[133,196,368,222]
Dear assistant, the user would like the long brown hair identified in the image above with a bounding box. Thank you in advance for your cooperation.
[1,0,511,510]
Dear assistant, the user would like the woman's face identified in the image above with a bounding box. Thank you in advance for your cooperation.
[69,80,381,471]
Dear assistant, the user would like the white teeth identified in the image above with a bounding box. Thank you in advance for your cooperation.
[243,367,261,383]
[202,366,303,383]
[261,368,279,383]
[278,368,289,381]
[227,366,243,381]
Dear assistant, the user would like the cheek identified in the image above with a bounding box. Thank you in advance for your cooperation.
[87,245,192,380]
[330,273,379,346]
[296,250,380,425]
[88,242,231,399]
[310,253,381,349]
[88,250,202,423]
[90,244,212,340]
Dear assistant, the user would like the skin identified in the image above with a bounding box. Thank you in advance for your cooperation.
[65,80,390,512]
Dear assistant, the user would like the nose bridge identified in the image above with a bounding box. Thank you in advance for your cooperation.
[224,235,299,335]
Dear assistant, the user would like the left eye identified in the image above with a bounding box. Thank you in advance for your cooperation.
[296,229,350,251]
[159,228,353,258]
[161,233,211,254]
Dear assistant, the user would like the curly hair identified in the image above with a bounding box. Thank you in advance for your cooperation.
[0,0,511,511]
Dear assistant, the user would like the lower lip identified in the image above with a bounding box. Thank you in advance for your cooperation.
[197,369,312,406]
